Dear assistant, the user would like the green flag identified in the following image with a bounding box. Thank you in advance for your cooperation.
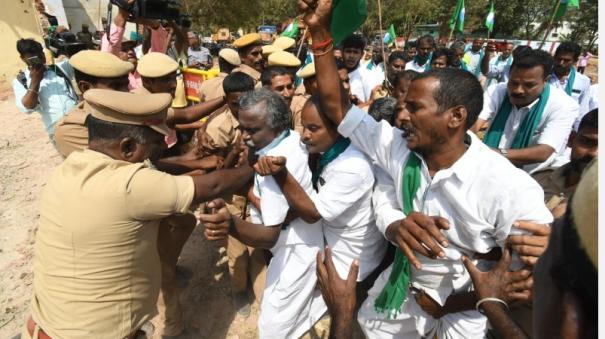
[554,0,580,19]
[331,0,368,44]
[449,0,465,32]
[282,20,299,38]
[383,24,396,45]
[485,2,495,33]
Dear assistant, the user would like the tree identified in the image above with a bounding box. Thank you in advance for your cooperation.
[558,0,598,51]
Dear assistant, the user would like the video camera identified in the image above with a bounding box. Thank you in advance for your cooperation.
[45,30,88,57]
[109,0,182,23]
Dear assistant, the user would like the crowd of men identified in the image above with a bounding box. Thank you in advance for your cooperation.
[11,0,598,338]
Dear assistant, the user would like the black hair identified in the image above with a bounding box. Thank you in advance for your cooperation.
[74,69,100,85]
[555,41,582,60]
[578,109,598,132]
[223,72,255,94]
[335,59,348,70]
[86,114,159,143]
[431,48,453,67]
[511,49,554,79]
[341,34,365,51]
[17,38,43,56]
[368,97,397,124]
[405,41,417,49]
[415,68,483,129]
[396,70,419,83]
[218,56,237,74]
[260,66,290,87]
[512,45,532,59]
[388,51,407,64]
[417,35,435,47]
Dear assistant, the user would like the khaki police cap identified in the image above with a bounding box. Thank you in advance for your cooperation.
[137,52,179,78]
[571,159,598,267]
[273,36,296,50]
[218,48,241,66]
[296,62,316,79]
[83,89,172,136]
[262,44,282,56]
[268,51,301,67]
[233,33,261,49]
[70,50,133,77]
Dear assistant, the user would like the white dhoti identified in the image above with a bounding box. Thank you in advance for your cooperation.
[357,263,488,339]
[259,243,327,339]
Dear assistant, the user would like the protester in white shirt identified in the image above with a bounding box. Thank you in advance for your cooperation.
[201,88,326,339]
[588,83,598,111]
[253,95,387,281]
[405,35,434,73]
[481,41,513,88]
[473,49,579,174]
[303,5,553,336]
[549,41,592,129]
[463,38,485,79]
[342,34,373,103]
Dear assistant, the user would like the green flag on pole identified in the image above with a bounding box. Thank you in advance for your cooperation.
[282,20,299,38]
[555,0,580,19]
[383,24,396,45]
[330,0,368,44]
[449,0,465,32]
[485,2,495,33]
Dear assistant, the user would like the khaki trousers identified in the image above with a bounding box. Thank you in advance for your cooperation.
[226,234,268,302]
[157,214,197,336]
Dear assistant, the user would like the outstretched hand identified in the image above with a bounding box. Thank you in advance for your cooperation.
[253,156,287,176]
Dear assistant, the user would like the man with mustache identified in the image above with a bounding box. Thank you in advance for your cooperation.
[298,0,552,337]
[473,49,579,173]
[404,35,434,73]
[531,109,598,217]
[233,33,265,86]
[548,41,592,129]
[202,88,326,338]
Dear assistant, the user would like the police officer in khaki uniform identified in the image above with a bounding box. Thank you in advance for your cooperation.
[201,72,268,316]
[198,48,241,102]
[290,62,317,134]
[54,50,133,158]
[23,89,253,339]
[232,33,264,85]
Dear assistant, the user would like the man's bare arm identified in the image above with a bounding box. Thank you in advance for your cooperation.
[191,165,253,203]
[503,144,555,166]
[167,96,225,126]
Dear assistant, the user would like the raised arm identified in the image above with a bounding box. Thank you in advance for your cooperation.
[300,0,351,125]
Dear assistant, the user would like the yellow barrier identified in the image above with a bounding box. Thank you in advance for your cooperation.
[182,68,220,102]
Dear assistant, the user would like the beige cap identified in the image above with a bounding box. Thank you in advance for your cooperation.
[571,159,598,267]
[233,33,261,49]
[83,88,172,136]
[262,45,282,56]
[296,62,316,79]
[218,48,241,66]
[70,50,133,77]
[268,51,301,67]
[137,52,179,78]
[273,36,296,50]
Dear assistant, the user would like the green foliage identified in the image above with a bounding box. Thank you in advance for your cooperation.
[558,0,598,50]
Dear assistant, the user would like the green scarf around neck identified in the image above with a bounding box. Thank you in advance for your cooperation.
[564,67,576,96]
[311,137,351,189]
[374,152,421,318]
[484,84,551,149]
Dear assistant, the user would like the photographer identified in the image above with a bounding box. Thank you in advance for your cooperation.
[12,38,78,139]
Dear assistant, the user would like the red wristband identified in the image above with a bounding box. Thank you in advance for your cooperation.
[311,37,333,50]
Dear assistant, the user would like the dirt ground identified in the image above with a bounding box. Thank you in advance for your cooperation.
[0,57,598,339]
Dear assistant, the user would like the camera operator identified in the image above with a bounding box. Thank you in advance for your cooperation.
[12,38,78,140]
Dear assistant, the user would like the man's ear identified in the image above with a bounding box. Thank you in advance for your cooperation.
[119,137,137,160]
[567,131,577,148]
[448,105,467,129]
[78,80,92,94]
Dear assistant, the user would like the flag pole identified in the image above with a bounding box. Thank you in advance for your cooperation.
[297,26,307,59]
[377,0,388,84]
[539,0,562,49]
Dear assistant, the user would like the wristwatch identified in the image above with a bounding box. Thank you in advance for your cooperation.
[499,148,508,157]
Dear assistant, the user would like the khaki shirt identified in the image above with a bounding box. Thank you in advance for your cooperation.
[204,107,246,215]
[199,72,227,101]
[32,149,195,338]
[294,83,306,96]
[290,94,308,134]
[54,101,89,158]
[233,64,261,87]
[531,163,576,209]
